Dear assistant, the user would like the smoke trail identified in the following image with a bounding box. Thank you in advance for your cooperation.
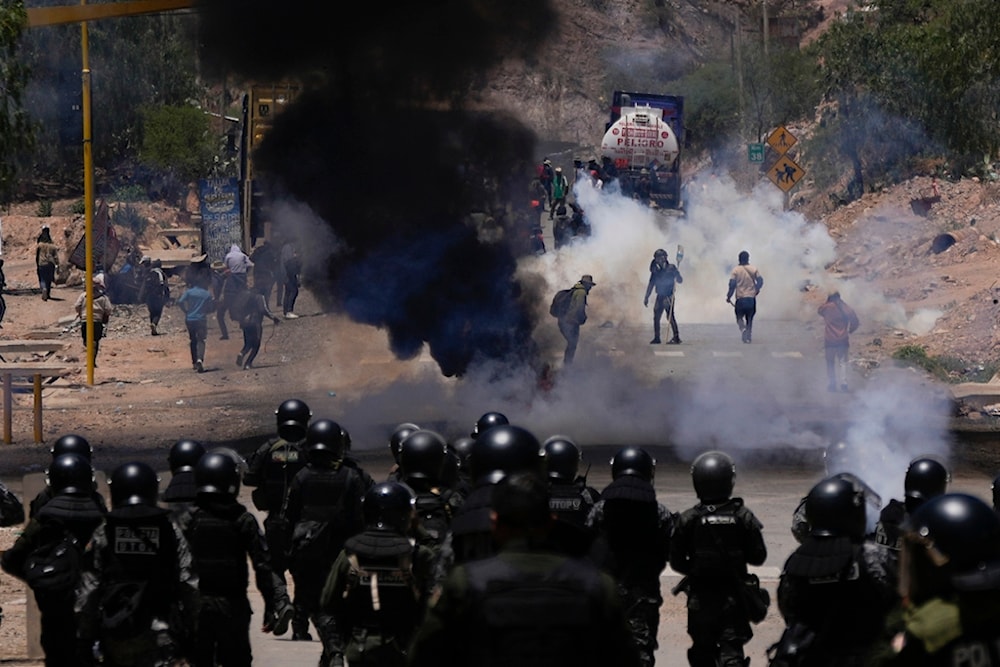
[197,0,557,377]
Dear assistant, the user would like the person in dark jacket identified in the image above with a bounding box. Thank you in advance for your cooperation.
[29,433,106,519]
[670,451,767,667]
[160,438,205,522]
[776,475,895,667]
[2,454,105,667]
[321,482,436,667]
[235,283,281,370]
[557,274,595,365]
[285,419,366,666]
[588,446,673,667]
[75,462,199,666]
[250,238,279,308]
[408,472,640,667]
[542,435,599,558]
[644,249,683,344]
[184,450,294,666]
[242,398,312,639]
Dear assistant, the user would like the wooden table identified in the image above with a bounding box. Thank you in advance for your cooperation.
[0,340,72,443]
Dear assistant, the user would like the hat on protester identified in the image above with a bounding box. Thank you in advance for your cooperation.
[211,260,225,270]
[190,254,207,264]
[580,274,596,286]
[92,274,105,287]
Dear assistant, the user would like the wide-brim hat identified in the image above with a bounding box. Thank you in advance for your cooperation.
[580,274,596,286]
[190,254,207,264]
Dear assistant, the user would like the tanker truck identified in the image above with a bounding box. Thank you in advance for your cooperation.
[600,91,684,210]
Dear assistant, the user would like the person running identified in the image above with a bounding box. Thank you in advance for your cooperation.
[177,273,214,373]
[726,250,763,344]
[236,284,281,370]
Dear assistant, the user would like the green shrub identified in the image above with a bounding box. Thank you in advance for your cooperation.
[70,199,86,215]
[113,185,147,203]
[36,200,52,217]
[111,203,148,237]
[892,345,999,383]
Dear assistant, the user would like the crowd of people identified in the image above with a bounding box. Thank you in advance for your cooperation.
[0,410,998,667]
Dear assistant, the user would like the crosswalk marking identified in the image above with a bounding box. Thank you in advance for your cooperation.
[653,350,685,357]
[772,351,804,358]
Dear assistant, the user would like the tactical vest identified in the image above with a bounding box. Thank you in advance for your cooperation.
[187,508,248,596]
[261,439,305,512]
[449,485,494,564]
[340,533,421,639]
[548,481,593,529]
[689,502,748,578]
[297,466,353,523]
[463,555,605,666]
[414,489,452,545]
[102,510,179,610]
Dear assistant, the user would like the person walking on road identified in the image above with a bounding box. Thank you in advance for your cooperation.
[35,225,59,301]
[140,258,169,336]
[281,242,303,319]
[726,250,763,343]
[236,284,281,370]
[550,166,569,220]
[818,291,859,392]
[558,274,595,365]
[177,274,214,373]
[644,248,683,344]
[74,274,113,367]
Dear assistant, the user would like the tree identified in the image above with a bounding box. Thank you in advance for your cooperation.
[0,2,33,206]
[139,105,215,185]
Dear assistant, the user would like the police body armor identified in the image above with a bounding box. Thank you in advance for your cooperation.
[689,501,749,582]
[548,481,597,557]
[462,555,607,667]
[339,531,421,658]
[413,489,453,546]
[292,465,359,564]
[187,506,248,597]
[258,439,306,513]
[448,485,495,564]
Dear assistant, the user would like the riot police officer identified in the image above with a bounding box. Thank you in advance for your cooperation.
[340,425,375,492]
[775,475,895,667]
[448,423,545,565]
[320,482,437,667]
[398,429,464,549]
[588,446,673,667]
[448,435,475,496]
[2,453,105,666]
[160,438,205,519]
[185,450,294,665]
[243,398,311,637]
[408,472,640,667]
[542,434,599,557]
[879,493,1000,665]
[29,433,105,518]
[470,410,508,439]
[77,462,198,666]
[285,417,366,666]
[386,422,420,482]
[670,451,767,667]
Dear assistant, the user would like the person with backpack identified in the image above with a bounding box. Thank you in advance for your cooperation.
[139,257,169,336]
[76,461,199,667]
[285,418,367,666]
[554,274,595,366]
[235,283,281,370]
[2,454,105,667]
[320,482,437,667]
[184,450,295,665]
[398,429,464,553]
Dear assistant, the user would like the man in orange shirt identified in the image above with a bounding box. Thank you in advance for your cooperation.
[818,291,860,392]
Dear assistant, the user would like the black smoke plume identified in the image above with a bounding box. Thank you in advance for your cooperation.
[196,0,557,377]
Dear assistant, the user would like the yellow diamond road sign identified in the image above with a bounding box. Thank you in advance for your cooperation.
[768,155,804,192]
[767,125,797,155]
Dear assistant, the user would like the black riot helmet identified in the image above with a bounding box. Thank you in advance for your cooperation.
[543,435,581,482]
[109,462,160,508]
[653,248,667,260]
[389,422,420,463]
[275,398,311,442]
[341,427,352,452]
[399,429,448,483]
[46,453,94,496]
[450,436,475,471]
[51,433,92,461]
[167,438,206,474]
[901,493,1000,602]
[469,424,543,485]
[471,411,509,439]
[363,482,416,533]
[904,457,950,513]
[691,451,736,503]
[194,450,241,497]
[610,446,655,482]
[805,475,866,542]
[305,418,346,465]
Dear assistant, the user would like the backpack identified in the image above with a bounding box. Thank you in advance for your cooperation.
[549,288,573,318]
[24,529,82,595]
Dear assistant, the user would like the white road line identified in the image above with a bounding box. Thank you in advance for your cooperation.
[653,350,685,357]
[771,351,804,358]
[712,351,744,358]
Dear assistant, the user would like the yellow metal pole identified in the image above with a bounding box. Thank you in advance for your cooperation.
[82,3,95,385]
[33,374,42,443]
